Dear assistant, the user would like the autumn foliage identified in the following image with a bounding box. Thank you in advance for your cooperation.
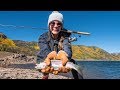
[0,33,120,60]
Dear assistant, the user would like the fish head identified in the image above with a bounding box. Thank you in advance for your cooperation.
[35,62,46,69]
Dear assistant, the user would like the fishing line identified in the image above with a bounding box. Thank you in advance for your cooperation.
[0,24,48,30]
[0,23,90,35]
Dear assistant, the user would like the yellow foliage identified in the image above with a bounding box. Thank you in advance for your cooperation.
[71,45,117,60]
[0,38,16,47]
[34,45,40,50]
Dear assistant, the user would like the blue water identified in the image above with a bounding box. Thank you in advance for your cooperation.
[76,61,120,79]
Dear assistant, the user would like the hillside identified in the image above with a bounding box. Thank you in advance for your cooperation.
[0,32,120,60]
[10,40,120,60]
[0,32,7,39]
[72,45,120,60]
[13,40,39,55]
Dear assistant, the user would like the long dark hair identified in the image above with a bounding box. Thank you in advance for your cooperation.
[47,28,71,50]
[58,28,72,50]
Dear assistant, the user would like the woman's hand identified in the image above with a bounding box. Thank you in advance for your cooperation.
[55,50,71,74]
[41,50,71,74]
[40,51,57,73]
[41,66,54,73]
[56,50,68,66]
[44,51,57,66]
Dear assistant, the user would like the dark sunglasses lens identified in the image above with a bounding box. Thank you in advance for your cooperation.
[50,22,62,26]
[51,22,55,25]
[57,23,62,26]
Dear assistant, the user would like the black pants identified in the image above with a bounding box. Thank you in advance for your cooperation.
[70,59,83,79]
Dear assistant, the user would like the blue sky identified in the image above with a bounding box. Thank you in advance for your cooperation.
[0,11,120,53]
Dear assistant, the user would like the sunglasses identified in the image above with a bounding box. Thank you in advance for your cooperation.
[50,21,62,26]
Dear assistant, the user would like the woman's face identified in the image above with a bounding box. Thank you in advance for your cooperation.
[49,20,62,35]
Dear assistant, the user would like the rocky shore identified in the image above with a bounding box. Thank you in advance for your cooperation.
[0,52,72,79]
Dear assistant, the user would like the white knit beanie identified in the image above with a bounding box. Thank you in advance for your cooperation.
[48,11,64,26]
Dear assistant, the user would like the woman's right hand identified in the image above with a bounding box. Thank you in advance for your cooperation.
[40,51,70,74]
[44,51,57,66]
[41,51,57,73]
[41,66,54,73]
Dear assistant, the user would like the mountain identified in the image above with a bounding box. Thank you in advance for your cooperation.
[13,40,39,56]
[0,32,7,39]
[72,45,120,60]
[12,40,120,60]
[13,40,38,49]
[0,33,120,60]
[0,32,16,52]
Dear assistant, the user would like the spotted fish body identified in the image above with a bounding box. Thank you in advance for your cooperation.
[35,60,82,75]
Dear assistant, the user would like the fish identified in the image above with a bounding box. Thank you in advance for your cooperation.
[35,60,82,75]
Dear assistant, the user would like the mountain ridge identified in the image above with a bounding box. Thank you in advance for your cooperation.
[0,32,120,60]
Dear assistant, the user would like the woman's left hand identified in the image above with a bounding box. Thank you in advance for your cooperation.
[56,50,68,66]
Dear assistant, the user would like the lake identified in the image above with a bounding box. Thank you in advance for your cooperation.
[77,61,120,79]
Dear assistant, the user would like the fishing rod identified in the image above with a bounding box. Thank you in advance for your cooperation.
[0,24,90,35]
[0,23,90,42]
[61,28,90,35]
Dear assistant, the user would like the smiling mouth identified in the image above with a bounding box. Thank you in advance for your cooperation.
[53,29,59,32]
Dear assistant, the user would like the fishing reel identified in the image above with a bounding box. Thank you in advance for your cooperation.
[69,37,77,42]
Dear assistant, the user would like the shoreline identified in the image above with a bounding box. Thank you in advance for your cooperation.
[0,53,73,79]
[0,67,72,79]
[75,59,120,61]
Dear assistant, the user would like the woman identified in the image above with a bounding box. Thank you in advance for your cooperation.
[37,11,83,79]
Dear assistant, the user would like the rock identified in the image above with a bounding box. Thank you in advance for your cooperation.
[0,52,72,79]
[0,32,7,39]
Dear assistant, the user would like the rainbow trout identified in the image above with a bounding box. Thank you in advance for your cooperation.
[35,60,82,75]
